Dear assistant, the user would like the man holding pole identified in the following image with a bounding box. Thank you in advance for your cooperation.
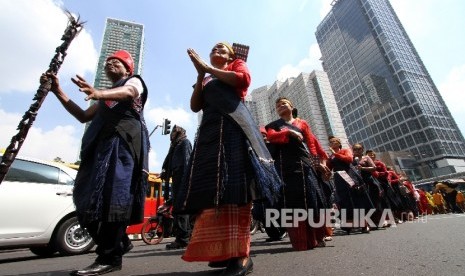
[41,49,149,276]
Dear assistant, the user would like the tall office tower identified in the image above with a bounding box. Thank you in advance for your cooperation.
[251,85,272,126]
[316,0,465,178]
[251,70,348,151]
[94,18,144,89]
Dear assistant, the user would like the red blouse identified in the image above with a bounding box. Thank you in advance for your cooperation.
[266,118,328,159]
[326,148,353,170]
[388,170,400,185]
[332,148,353,163]
[224,59,251,101]
[372,160,388,180]
[403,180,415,194]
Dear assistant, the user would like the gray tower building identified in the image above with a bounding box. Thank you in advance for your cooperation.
[251,85,273,127]
[251,70,348,152]
[315,0,465,178]
[244,94,259,125]
[94,18,144,89]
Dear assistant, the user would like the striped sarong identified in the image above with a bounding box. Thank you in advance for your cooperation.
[286,219,325,251]
[182,203,251,262]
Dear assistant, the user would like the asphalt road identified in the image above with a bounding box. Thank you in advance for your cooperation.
[1,213,464,276]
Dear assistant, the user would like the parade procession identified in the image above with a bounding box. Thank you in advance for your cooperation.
[1,1,465,276]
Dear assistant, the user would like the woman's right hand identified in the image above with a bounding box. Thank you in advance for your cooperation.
[288,129,303,142]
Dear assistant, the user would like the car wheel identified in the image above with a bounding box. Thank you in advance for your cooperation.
[54,216,95,255]
[29,245,57,257]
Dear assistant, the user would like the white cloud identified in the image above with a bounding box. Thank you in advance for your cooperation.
[144,105,197,172]
[438,64,465,135]
[0,0,98,94]
[0,0,193,173]
[277,65,301,82]
[23,125,81,161]
[275,0,331,82]
[0,111,23,153]
[277,43,323,81]
[299,0,309,12]
[164,94,172,104]
[0,106,190,172]
[0,109,81,163]
[0,0,98,169]
[319,0,333,18]
[145,106,195,129]
[390,0,435,38]
[148,149,159,174]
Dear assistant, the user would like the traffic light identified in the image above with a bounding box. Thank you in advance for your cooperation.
[163,118,171,135]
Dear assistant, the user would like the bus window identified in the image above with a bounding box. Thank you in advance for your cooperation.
[146,182,152,198]
[146,173,162,199]
[154,182,160,199]
[161,182,172,199]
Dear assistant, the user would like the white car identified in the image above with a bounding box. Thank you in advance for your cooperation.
[0,155,95,256]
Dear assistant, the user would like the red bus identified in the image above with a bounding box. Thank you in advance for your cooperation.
[57,162,165,239]
[126,173,168,237]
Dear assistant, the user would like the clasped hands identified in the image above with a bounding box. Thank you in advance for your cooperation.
[187,48,211,76]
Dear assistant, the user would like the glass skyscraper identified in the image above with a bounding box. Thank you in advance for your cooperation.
[93,18,144,89]
[316,0,465,177]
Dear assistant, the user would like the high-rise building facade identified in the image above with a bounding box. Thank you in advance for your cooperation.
[250,71,349,151]
[94,18,144,89]
[251,85,272,126]
[244,93,259,125]
[316,0,465,177]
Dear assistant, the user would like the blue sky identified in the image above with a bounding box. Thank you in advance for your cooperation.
[1,0,464,173]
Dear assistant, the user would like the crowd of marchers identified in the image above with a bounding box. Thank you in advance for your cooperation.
[40,40,464,276]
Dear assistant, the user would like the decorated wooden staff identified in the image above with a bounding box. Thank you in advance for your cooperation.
[0,11,84,184]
